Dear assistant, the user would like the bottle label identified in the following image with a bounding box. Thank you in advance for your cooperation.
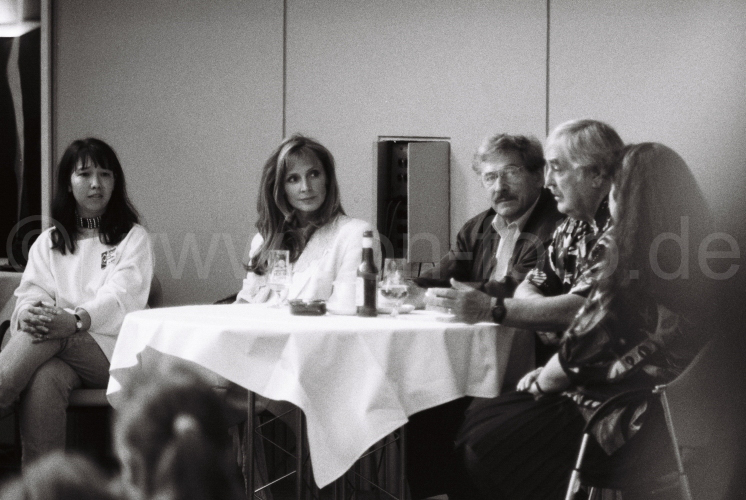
[356,276,378,316]
[355,276,364,307]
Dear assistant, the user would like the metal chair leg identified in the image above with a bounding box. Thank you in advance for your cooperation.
[565,433,591,500]
[246,390,256,500]
[399,426,408,500]
[295,408,304,500]
[656,386,693,500]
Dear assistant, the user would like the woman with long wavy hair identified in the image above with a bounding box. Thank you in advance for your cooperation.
[236,133,379,304]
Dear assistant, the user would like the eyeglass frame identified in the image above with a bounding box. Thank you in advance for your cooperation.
[479,164,525,186]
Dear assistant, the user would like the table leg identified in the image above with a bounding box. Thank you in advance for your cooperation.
[295,409,304,500]
[246,390,256,499]
[399,425,408,500]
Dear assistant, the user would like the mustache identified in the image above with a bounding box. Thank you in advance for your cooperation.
[492,193,515,204]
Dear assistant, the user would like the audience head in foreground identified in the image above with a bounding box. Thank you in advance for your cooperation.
[113,367,243,500]
[0,451,118,500]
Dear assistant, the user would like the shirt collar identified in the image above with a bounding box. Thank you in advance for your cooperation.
[591,195,611,234]
[491,193,541,236]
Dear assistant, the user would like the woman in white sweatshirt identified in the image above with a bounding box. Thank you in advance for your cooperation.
[1,138,154,466]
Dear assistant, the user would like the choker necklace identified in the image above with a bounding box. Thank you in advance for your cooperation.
[76,215,101,229]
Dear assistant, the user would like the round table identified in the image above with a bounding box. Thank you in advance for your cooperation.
[107,304,532,488]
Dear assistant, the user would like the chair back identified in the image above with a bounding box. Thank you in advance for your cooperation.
[665,340,720,449]
[148,274,163,308]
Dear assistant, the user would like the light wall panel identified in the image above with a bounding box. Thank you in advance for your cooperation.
[549,0,746,222]
[53,0,284,305]
[285,0,547,246]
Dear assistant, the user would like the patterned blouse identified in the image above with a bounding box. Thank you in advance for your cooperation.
[557,236,705,454]
[525,197,611,298]
[524,197,611,348]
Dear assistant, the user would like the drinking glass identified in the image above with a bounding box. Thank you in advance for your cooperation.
[380,258,409,317]
[267,250,291,306]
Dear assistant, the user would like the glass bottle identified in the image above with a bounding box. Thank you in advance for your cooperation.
[356,230,378,317]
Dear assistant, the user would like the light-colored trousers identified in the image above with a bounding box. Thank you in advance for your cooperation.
[0,330,109,466]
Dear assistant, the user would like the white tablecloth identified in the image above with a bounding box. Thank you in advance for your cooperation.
[107,304,525,487]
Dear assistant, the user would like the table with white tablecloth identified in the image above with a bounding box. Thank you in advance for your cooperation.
[107,304,533,488]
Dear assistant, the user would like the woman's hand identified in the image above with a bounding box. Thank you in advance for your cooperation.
[28,305,78,343]
[18,301,53,335]
[425,279,493,324]
[516,367,543,392]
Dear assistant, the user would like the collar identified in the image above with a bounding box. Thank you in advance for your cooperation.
[590,195,611,234]
[491,194,541,236]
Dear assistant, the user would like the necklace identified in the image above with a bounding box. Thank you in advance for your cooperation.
[76,215,101,229]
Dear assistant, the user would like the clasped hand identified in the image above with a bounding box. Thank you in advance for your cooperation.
[18,301,77,343]
[425,278,494,324]
[516,367,543,394]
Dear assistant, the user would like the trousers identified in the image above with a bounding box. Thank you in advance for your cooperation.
[0,330,109,466]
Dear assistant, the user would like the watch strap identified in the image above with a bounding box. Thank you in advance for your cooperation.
[490,297,507,324]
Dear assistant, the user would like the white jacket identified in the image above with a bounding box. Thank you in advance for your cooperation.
[236,215,381,304]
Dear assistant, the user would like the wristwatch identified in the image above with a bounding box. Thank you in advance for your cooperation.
[74,313,83,333]
[490,296,507,324]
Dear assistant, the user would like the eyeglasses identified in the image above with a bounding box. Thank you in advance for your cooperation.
[480,165,523,186]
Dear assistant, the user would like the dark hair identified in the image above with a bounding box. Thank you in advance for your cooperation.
[50,138,140,254]
[249,134,345,274]
[0,451,118,500]
[472,133,545,174]
[114,366,243,500]
[602,142,713,317]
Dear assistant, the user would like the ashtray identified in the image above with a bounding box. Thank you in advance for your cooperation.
[289,299,327,316]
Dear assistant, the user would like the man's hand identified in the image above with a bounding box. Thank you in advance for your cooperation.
[516,367,543,392]
[425,278,494,324]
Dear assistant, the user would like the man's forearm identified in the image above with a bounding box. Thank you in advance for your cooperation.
[500,293,585,331]
[513,280,545,299]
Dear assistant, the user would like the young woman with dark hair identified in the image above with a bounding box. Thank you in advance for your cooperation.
[1,138,153,466]
[49,137,141,253]
[236,133,380,304]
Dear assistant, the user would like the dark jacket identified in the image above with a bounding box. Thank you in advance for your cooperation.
[414,188,564,294]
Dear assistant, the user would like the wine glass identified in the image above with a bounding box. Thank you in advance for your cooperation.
[380,258,409,317]
[267,250,291,307]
